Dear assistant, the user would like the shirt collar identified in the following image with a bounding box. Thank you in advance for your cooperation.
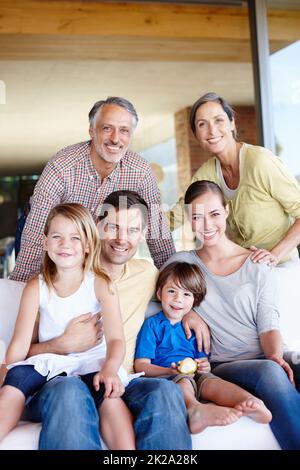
[87,140,126,182]
[158,311,181,327]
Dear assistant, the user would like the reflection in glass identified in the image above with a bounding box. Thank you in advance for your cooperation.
[270,40,300,181]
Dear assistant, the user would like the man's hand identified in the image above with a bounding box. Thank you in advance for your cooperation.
[269,354,295,385]
[182,310,210,354]
[61,312,103,354]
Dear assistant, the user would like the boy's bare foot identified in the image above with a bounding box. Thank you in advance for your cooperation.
[234,397,272,424]
[187,402,242,434]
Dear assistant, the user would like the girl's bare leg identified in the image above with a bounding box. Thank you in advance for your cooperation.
[99,397,135,450]
[201,377,272,423]
[0,386,25,441]
[178,379,242,434]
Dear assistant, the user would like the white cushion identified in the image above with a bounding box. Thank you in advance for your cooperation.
[192,418,280,450]
[0,279,25,364]
[0,418,280,450]
[0,279,282,450]
[275,259,300,350]
[0,422,40,450]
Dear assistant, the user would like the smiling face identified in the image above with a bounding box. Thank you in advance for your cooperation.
[98,207,145,268]
[189,190,229,248]
[89,104,135,166]
[194,101,236,155]
[43,215,87,271]
[157,277,194,325]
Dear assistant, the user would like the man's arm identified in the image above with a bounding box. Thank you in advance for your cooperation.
[10,162,64,282]
[140,168,176,268]
[27,313,103,357]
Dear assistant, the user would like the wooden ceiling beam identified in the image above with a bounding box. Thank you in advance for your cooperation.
[0,1,250,39]
[0,1,298,61]
[0,34,290,62]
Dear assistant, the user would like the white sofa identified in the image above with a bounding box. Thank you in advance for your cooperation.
[1,272,299,451]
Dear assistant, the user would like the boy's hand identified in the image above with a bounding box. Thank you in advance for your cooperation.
[170,362,181,374]
[195,357,211,373]
[93,369,125,398]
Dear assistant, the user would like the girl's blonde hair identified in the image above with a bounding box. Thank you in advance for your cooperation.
[42,203,110,288]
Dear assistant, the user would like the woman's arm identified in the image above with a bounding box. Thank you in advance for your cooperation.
[5,278,39,364]
[250,152,300,265]
[271,218,300,262]
[250,219,300,266]
[134,358,177,377]
[259,329,283,358]
[256,265,295,381]
[260,330,294,384]
[182,310,211,354]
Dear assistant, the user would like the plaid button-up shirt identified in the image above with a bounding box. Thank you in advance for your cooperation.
[11,141,175,282]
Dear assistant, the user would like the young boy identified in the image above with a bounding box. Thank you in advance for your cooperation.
[134,262,272,434]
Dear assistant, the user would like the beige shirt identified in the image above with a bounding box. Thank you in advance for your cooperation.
[115,259,158,373]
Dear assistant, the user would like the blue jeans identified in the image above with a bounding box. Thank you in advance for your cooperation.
[211,353,300,450]
[123,377,191,450]
[26,376,192,450]
[26,376,102,450]
[4,366,105,408]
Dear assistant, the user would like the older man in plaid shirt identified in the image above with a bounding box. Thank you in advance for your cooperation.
[11,97,175,282]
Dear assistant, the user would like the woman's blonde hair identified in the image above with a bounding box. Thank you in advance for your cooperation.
[42,203,110,289]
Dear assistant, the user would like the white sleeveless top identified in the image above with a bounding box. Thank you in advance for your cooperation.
[8,272,131,384]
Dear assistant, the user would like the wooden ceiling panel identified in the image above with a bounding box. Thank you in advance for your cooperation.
[0,35,254,62]
[0,1,299,62]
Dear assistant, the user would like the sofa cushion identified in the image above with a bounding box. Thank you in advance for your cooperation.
[0,422,40,450]
[192,418,280,450]
[0,417,280,450]
[0,279,25,365]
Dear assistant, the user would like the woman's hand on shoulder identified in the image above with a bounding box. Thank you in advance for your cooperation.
[250,246,279,267]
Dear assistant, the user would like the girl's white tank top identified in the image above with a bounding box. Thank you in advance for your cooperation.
[8,272,131,384]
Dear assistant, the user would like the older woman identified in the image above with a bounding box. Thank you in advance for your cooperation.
[165,180,300,449]
[170,92,300,266]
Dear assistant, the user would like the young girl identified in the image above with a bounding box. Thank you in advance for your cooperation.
[0,203,135,449]
[135,261,272,434]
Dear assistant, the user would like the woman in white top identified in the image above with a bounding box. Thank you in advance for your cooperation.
[0,203,135,450]
[166,180,300,449]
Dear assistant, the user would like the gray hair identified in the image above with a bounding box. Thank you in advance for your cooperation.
[190,92,236,139]
[88,96,139,128]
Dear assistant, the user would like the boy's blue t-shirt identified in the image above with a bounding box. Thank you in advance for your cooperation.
[135,311,207,367]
